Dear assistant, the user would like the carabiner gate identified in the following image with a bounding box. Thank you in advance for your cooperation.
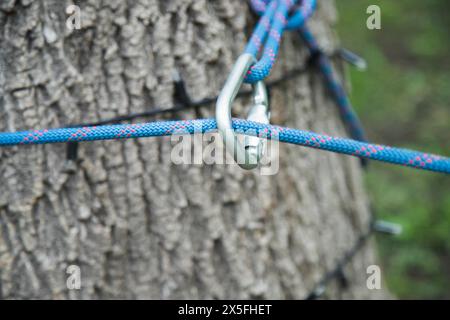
[216,54,270,170]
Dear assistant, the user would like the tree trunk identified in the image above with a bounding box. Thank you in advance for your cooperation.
[0,0,388,299]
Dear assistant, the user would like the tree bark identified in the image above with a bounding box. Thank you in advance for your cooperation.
[0,0,388,299]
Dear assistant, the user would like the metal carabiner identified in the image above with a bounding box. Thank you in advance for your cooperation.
[216,54,270,170]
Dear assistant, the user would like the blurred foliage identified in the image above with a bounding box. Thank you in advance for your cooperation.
[336,0,450,299]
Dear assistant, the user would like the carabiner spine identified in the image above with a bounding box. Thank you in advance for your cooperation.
[216,54,260,170]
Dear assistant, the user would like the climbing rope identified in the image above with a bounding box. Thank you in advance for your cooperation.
[249,0,367,142]
[1,118,448,174]
[244,0,316,83]
[0,0,448,299]
[250,0,316,30]
[0,0,448,176]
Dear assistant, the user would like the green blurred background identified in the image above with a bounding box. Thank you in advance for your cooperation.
[336,0,450,299]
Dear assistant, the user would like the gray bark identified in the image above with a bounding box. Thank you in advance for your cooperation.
[0,0,388,299]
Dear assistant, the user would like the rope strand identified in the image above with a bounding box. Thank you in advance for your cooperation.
[1,118,448,174]
[244,0,316,83]
[248,0,367,143]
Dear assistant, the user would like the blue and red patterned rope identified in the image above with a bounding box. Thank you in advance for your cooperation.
[248,0,367,142]
[0,118,448,174]
[244,0,316,83]
[0,0,448,174]
[250,0,316,30]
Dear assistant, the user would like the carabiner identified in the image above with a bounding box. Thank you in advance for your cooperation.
[216,54,270,170]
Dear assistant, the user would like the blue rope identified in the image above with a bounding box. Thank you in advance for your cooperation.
[249,0,316,30]
[244,0,317,83]
[0,119,448,174]
[248,0,367,142]
[1,1,448,175]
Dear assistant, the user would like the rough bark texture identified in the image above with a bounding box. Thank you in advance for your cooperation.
[0,0,388,299]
